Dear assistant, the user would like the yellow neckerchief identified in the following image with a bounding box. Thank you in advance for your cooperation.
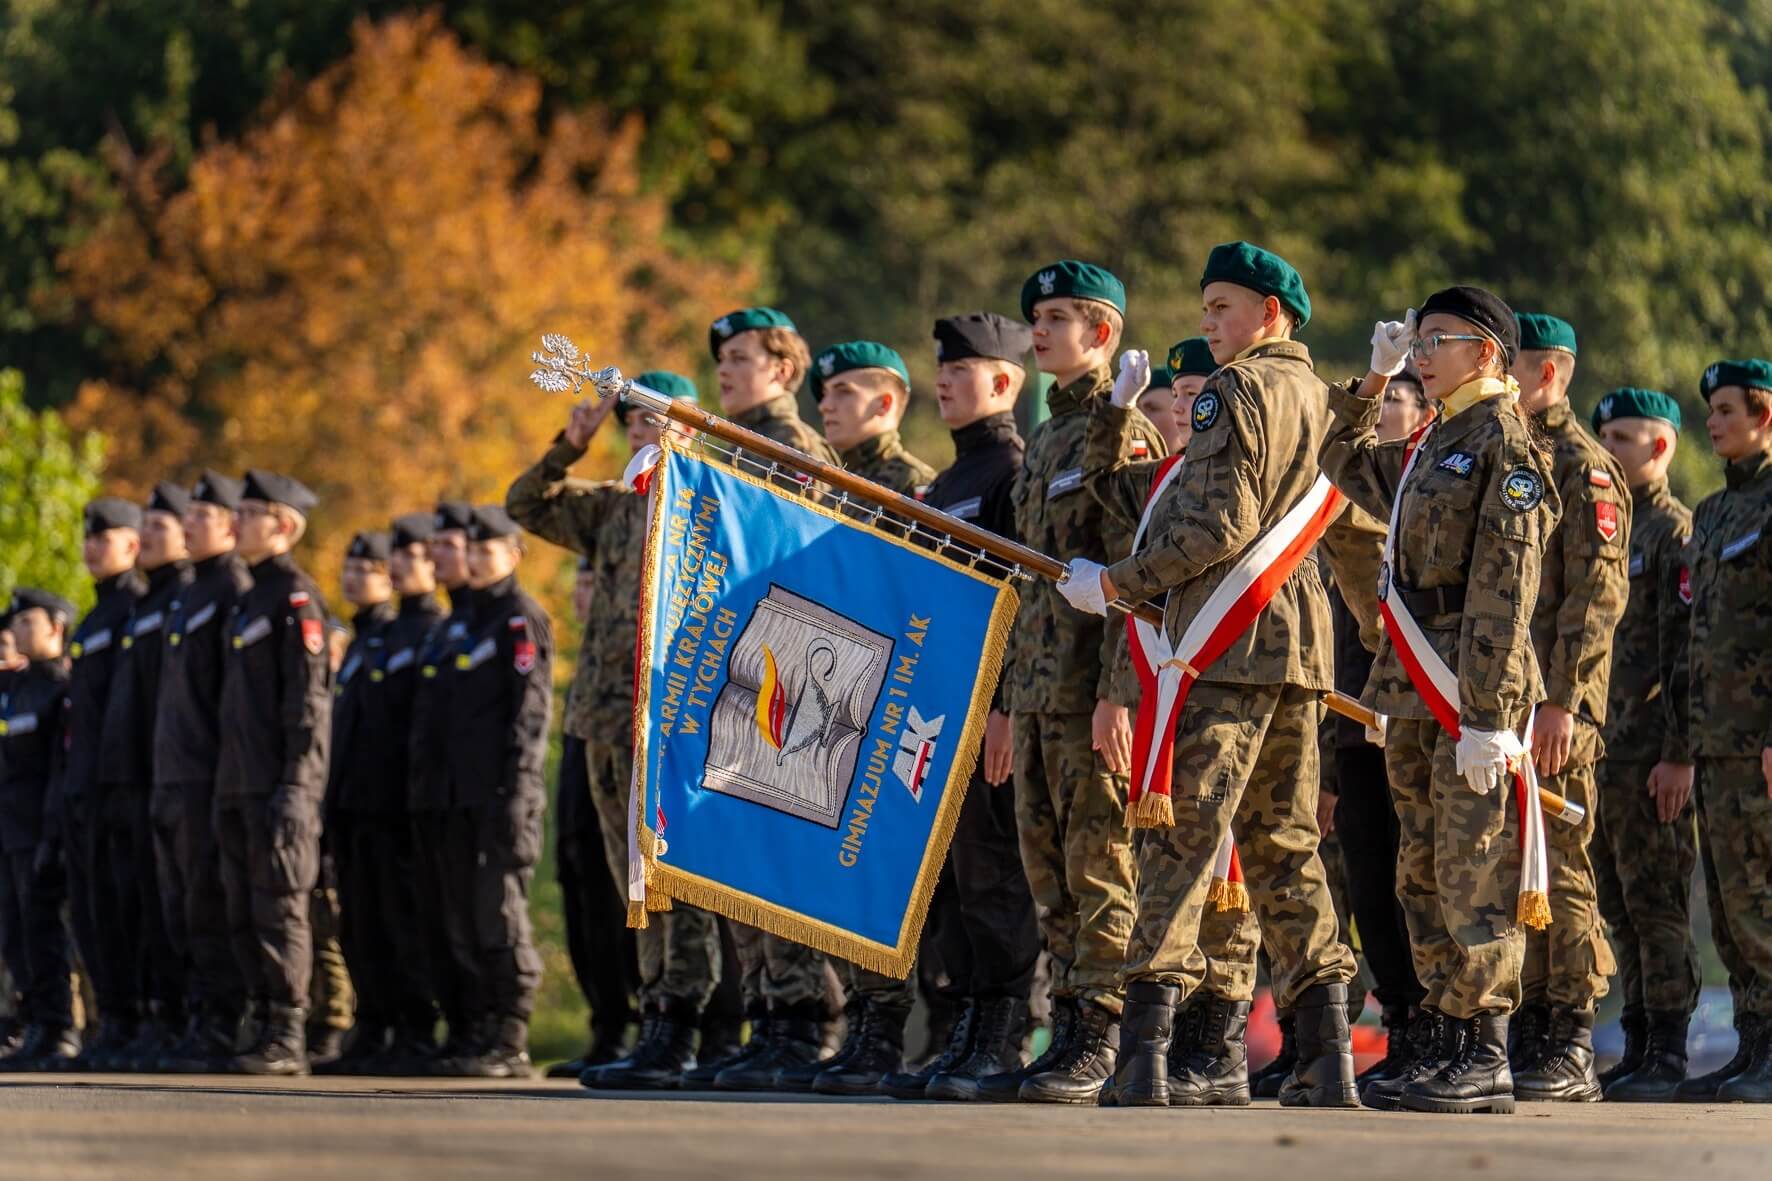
[1439,375,1520,420]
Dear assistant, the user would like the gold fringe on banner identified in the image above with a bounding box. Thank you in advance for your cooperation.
[1517,890,1551,931]
[1215,881,1250,913]
[625,902,649,930]
[1127,791,1175,829]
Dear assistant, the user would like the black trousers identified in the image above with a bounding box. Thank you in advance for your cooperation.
[457,798,543,1023]
[153,779,243,1014]
[215,792,321,1011]
[0,847,73,1026]
[94,787,177,1020]
[415,808,483,1032]
[945,771,1039,1000]
[59,798,107,1021]
[1331,745,1426,1010]
[335,811,436,1031]
[556,732,639,1036]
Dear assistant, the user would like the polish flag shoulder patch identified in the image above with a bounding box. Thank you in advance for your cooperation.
[1131,436,1149,459]
[300,616,324,655]
[1594,501,1620,543]
[508,615,528,631]
[289,590,311,609]
[1679,566,1693,605]
[1588,468,1614,489]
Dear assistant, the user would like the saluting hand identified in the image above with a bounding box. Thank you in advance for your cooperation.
[1368,309,1416,377]
[1647,760,1695,823]
[984,710,1014,787]
[565,396,616,449]
[1111,350,1152,409]
[1093,699,1133,776]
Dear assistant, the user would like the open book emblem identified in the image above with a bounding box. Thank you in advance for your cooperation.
[704,585,893,827]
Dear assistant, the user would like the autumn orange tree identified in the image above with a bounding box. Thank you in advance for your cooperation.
[62,12,750,608]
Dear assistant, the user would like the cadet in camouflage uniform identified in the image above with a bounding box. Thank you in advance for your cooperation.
[1663,359,1772,1102]
[772,341,939,1096]
[1067,243,1359,1110]
[1320,286,1559,1115]
[506,371,719,1091]
[1582,388,1699,1101]
[702,308,842,1091]
[1507,315,1631,1102]
[977,260,1156,1106]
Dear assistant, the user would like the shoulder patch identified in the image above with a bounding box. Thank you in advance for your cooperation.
[289,591,311,609]
[1500,467,1545,513]
[1436,452,1476,478]
[1130,436,1148,460]
[1594,501,1620,543]
[300,617,324,655]
[508,615,528,631]
[1191,390,1221,432]
[514,637,537,674]
[1588,468,1614,489]
[1679,565,1693,605]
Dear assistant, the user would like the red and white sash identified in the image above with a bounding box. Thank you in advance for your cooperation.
[1375,423,1550,929]
[1124,455,1344,834]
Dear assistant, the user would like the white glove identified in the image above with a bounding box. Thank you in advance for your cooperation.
[1111,350,1151,409]
[1058,558,1109,615]
[1368,308,1416,377]
[1364,712,1387,749]
[1453,726,1526,796]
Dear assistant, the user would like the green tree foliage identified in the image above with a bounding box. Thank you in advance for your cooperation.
[0,368,104,610]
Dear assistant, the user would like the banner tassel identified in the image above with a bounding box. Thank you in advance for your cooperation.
[625,902,650,930]
[1127,790,1175,829]
[1217,881,1251,913]
[1517,890,1551,930]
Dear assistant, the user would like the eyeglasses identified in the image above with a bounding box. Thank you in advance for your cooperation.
[1409,333,1486,361]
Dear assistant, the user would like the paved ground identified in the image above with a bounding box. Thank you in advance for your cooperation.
[3,1075,1768,1181]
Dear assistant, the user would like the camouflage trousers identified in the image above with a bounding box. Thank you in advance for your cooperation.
[730,923,830,1011]
[585,741,719,1011]
[1121,683,1355,1009]
[1696,758,1772,1019]
[1521,724,1614,1010]
[1593,757,1699,1015]
[1013,710,1137,1015]
[308,879,353,1032]
[1385,718,1524,1018]
[845,963,915,1009]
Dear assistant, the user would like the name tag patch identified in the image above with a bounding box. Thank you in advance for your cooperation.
[945,496,982,521]
[234,616,272,649]
[386,648,415,673]
[78,628,113,656]
[455,638,496,670]
[1629,551,1645,578]
[1437,452,1476,478]
[1046,468,1083,499]
[2,714,37,736]
[186,602,217,632]
[133,611,164,636]
[340,653,362,683]
[1721,529,1761,561]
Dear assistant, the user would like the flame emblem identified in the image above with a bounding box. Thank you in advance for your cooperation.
[755,646,788,750]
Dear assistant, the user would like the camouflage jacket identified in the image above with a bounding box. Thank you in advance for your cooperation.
[733,393,841,477]
[1320,382,1559,731]
[1004,366,1161,713]
[1672,449,1772,758]
[839,430,936,497]
[1602,478,1691,763]
[1529,400,1631,737]
[1319,501,1387,655]
[1087,340,1336,691]
[505,433,647,743]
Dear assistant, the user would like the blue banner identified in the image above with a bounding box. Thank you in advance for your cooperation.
[632,436,1017,975]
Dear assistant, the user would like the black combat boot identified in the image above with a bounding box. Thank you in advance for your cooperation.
[884,1000,979,1100]
[1278,982,1358,1107]
[1169,992,1252,1107]
[166,1008,248,1074]
[1365,1009,1463,1111]
[1508,1000,1550,1074]
[1677,1013,1762,1101]
[1020,1000,1119,1104]
[778,998,864,1093]
[579,1006,660,1087]
[5,1025,82,1070]
[53,1018,127,1073]
[1357,1004,1419,1092]
[1515,1006,1601,1102]
[714,1002,822,1091]
[314,1022,389,1075]
[927,998,1026,1101]
[1597,1006,1646,1090]
[1399,1013,1514,1114]
[1717,1023,1772,1103]
[1606,1010,1689,1101]
[814,1000,911,1095]
[306,1025,347,1070]
[228,1005,310,1076]
[371,1017,442,1077]
[548,1017,635,1079]
[114,1011,171,1072]
[1099,981,1178,1108]
[678,1003,764,1091]
[585,999,699,1090]
[442,1015,531,1079]
[977,998,1074,1103]
[1248,1012,1295,1098]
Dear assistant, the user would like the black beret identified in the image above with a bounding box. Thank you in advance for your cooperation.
[85,496,142,536]
[391,512,435,548]
[346,531,391,562]
[1418,285,1519,366]
[468,505,521,541]
[934,313,1034,366]
[9,587,76,624]
[191,470,244,510]
[242,469,318,514]
[433,501,475,533]
[147,481,191,518]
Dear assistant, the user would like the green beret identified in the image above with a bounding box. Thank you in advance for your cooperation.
[620,370,700,425]
[1146,366,1175,392]
[1516,312,1577,356]
[1701,358,1772,399]
[1020,260,1127,321]
[810,341,911,397]
[709,306,797,360]
[1166,337,1216,377]
[1592,387,1681,434]
[1199,241,1310,329]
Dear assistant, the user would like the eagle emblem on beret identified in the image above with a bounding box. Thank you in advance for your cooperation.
[1501,467,1545,512]
[1705,363,1721,391]
[819,354,836,376]
[1598,394,1615,421]
[714,316,732,338]
[1038,270,1057,295]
